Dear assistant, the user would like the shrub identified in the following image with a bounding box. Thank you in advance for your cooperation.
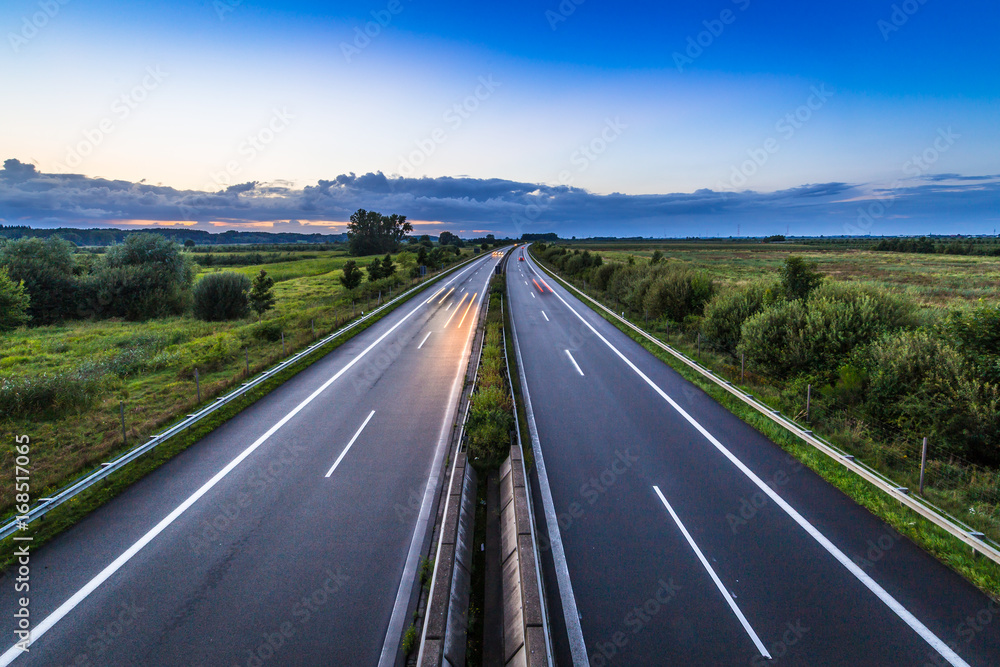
[91,234,193,320]
[591,263,617,291]
[0,368,106,418]
[700,280,777,356]
[856,330,1000,464]
[739,281,916,378]
[779,256,822,300]
[0,236,77,324]
[251,319,284,342]
[193,272,251,321]
[641,266,715,322]
[0,267,30,331]
[738,299,810,378]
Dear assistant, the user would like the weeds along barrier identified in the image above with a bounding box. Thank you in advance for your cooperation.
[528,248,1000,565]
[0,253,485,542]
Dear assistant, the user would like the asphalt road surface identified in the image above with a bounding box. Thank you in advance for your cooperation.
[508,247,1000,667]
[0,251,503,667]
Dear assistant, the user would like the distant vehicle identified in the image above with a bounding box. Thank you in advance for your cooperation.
[518,256,525,261]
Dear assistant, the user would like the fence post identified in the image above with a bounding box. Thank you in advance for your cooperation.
[806,384,811,421]
[741,352,745,381]
[281,332,286,356]
[311,319,315,337]
[195,368,201,403]
[245,349,250,377]
[697,332,701,359]
[378,290,381,306]
[120,400,126,446]
[919,437,929,495]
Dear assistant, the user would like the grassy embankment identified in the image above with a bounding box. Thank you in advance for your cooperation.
[0,247,472,532]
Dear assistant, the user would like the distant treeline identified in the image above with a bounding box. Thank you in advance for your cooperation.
[0,225,348,247]
[871,236,1000,256]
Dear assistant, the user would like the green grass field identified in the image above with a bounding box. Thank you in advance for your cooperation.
[0,247,472,517]
[569,242,1000,308]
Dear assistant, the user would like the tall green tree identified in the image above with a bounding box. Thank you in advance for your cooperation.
[346,209,413,256]
[0,267,30,331]
[249,269,276,319]
[340,260,363,289]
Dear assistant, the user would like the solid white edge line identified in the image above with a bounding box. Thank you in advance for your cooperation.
[324,410,376,478]
[508,270,590,666]
[380,255,498,666]
[417,331,433,349]
[529,252,971,667]
[0,272,448,666]
[653,486,771,659]
[564,349,584,376]
[541,311,549,322]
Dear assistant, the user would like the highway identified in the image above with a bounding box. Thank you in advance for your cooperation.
[0,251,503,667]
[507,247,1000,666]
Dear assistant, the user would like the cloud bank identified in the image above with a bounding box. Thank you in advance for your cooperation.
[1,159,997,238]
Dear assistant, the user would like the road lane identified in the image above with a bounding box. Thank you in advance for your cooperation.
[0,251,503,666]
[509,248,1000,666]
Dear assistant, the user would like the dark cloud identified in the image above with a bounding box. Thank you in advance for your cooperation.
[1,159,997,237]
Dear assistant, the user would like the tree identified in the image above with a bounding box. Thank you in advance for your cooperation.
[340,260,363,289]
[193,272,251,321]
[0,267,30,331]
[395,251,416,273]
[184,239,196,248]
[416,246,429,267]
[650,250,663,265]
[366,257,384,282]
[381,254,396,278]
[779,256,822,300]
[249,269,276,319]
[0,236,77,324]
[346,209,413,256]
[438,231,460,247]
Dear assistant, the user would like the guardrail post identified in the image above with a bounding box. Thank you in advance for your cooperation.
[919,437,928,495]
[120,400,126,446]
[195,368,201,403]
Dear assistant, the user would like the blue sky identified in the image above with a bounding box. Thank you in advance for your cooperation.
[1,0,998,237]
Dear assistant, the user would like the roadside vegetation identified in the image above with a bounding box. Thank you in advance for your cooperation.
[0,224,496,518]
[466,275,514,471]
[532,241,1000,548]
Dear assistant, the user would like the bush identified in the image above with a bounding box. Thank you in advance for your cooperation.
[856,330,1000,464]
[738,281,916,378]
[193,272,251,321]
[779,256,822,300]
[700,280,777,356]
[250,319,284,342]
[340,260,363,289]
[738,300,810,378]
[0,267,30,331]
[591,263,617,291]
[641,266,715,322]
[0,236,78,324]
[90,234,193,320]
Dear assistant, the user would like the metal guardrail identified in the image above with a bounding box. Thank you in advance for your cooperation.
[528,248,1000,565]
[1,253,486,543]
